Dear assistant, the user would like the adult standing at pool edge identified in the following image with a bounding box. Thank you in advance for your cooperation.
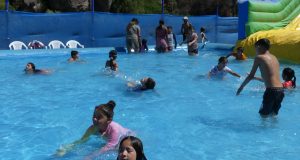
[126,19,140,53]
[155,20,169,53]
[181,16,192,43]
[236,38,284,117]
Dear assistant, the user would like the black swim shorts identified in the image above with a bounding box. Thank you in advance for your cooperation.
[259,87,284,116]
[188,48,198,54]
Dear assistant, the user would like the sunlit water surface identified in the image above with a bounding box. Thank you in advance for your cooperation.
[0,45,299,160]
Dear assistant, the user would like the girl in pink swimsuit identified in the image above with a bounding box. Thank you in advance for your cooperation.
[155,20,169,53]
[117,136,148,160]
[251,67,296,89]
[56,100,134,158]
[282,67,296,89]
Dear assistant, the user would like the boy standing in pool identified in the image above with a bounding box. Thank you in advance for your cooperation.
[68,50,80,62]
[236,38,284,117]
[105,50,118,71]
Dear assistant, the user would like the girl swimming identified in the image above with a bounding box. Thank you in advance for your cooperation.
[252,67,296,89]
[117,136,147,160]
[56,100,133,158]
[282,67,296,88]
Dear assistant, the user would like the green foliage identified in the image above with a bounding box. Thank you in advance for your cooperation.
[140,0,161,14]
[0,0,5,10]
[109,0,237,16]
[2,0,237,16]
[110,0,161,14]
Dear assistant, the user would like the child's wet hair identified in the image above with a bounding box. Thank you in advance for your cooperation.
[237,47,243,52]
[131,18,139,24]
[200,27,205,32]
[71,50,78,57]
[144,78,156,90]
[109,50,117,60]
[94,100,116,120]
[218,56,227,64]
[167,26,173,30]
[28,62,36,70]
[142,39,147,44]
[118,136,147,160]
[159,19,164,25]
[255,38,270,50]
[283,67,296,88]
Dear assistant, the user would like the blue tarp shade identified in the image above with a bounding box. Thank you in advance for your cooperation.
[0,11,238,50]
[238,1,249,40]
[0,11,8,49]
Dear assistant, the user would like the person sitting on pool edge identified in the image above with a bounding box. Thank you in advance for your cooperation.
[68,50,80,62]
[127,77,156,91]
[24,62,50,74]
[208,56,241,79]
[226,47,247,61]
[105,50,118,71]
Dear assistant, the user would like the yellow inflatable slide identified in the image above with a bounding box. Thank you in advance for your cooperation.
[237,13,300,63]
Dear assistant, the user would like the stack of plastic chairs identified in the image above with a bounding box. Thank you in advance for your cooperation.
[66,40,84,48]
[9,41,28,50]
[48,40,66,49]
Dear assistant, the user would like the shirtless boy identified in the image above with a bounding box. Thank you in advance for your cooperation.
[236,38,284,117]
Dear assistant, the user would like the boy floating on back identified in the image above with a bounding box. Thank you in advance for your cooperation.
[127,77,156,91]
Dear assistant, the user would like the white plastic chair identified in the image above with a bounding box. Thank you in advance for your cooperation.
[9,41,28,50]
[28,40,47,49]
[66,40,84,48]
[48,40,66,49]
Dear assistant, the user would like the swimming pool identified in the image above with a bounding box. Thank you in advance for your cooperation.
[1,45,299,160]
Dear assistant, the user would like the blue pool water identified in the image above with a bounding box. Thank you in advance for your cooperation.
[0,45,300,160]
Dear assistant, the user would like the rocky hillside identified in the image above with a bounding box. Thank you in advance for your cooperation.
[7,0,237,16]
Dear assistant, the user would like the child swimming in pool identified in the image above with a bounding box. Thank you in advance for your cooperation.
[167,26,177,51]
[56,100,134,158]
[140,39,149,53]
[200,27,208,44]
[127,77,156,91]
[117,136,147,160]
[105,50,118,71]
[208,56,241,79]
[226,47,247,60]
[282,67,296,88]
[68,50,80,62]
[24,62,50,74]
[252,67,296,89]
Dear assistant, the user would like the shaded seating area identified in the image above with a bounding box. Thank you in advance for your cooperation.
[48,40,66,49]
[28,40,47,49]
[9,41,28,50]
[8,40,86,50]
[66,40,84,48]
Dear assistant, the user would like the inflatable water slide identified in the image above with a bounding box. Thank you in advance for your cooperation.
[237,0,300,63]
